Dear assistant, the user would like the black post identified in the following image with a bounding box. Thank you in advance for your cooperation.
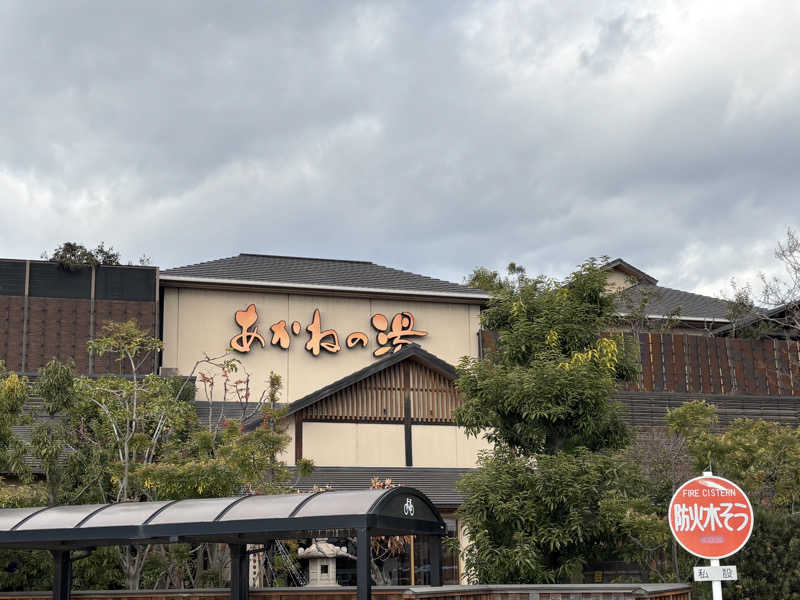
[51,550,71,600]
[357,527,372,600]
[430,535,442,587]
[229,544,249,600]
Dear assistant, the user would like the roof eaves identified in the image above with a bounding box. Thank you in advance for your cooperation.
[602,258,658,285]
[615,312,730,324]
[159,274,489,301]
[711,302,794,335]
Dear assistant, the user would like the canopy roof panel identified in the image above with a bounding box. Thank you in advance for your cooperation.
[0,487,444,550]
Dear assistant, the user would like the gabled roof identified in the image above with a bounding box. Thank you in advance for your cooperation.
[161,253,488,301]
[602,258,658,285]
[616,283,731,322]
[244,343,457,430]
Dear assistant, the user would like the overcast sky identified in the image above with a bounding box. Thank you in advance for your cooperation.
[0,1,798,298]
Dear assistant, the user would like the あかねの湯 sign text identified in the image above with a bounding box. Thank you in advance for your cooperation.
[230,305,427,358]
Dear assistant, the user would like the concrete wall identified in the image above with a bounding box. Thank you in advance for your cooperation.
[162,287,482,403]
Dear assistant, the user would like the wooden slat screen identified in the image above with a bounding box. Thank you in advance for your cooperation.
[617,391,800,429]
[300,360,462,423]
[300,362,406,422]
[410,362,460,424]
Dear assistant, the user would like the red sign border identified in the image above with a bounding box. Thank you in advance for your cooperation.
[668,474,754,559]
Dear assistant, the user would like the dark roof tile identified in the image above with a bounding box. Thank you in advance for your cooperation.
[617,283,730,321]
[289,466,473,507]
[162,254,487,298]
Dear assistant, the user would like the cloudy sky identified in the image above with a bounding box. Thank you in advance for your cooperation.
[0,1,798,298]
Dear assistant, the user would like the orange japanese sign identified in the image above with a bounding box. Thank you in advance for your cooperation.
[668,474,754,559]
[230,304,266,352]
[371,312,427,357]
[229,305,427,357]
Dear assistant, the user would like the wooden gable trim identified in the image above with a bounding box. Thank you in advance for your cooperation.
[297,359,461,425]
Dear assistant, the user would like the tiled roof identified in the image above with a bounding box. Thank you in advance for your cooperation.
[290,466,473,507]
[711,302,795,336]
[162,253,487,298]
[616,283,731,321]
[193,399,270,427]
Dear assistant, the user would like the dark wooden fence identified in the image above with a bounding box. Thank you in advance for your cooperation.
[0,260,158,375]
[625,332,800,396]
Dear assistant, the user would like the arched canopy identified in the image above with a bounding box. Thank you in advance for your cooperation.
[0,487,444,551]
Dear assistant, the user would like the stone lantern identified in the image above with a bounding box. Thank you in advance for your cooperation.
[298,538,354,586]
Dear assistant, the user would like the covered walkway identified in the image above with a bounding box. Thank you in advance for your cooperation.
[0,487,445,600]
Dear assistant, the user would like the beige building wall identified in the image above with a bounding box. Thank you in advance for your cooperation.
[605,270,635,292]
[277,416,295,465]
[302,422,406,467]
[298,423,490,467]
[162,287,482,403]
[411,425,491,468]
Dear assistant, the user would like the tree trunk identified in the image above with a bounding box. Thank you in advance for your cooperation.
[121,545,150,590]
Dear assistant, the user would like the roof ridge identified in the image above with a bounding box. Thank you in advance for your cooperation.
[162,254,241,272]
[238,253,374,265]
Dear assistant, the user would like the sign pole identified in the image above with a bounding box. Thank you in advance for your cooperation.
[709,558,722,600]
[704,471,722,600]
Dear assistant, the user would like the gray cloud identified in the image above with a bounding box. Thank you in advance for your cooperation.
[0,0,798,298]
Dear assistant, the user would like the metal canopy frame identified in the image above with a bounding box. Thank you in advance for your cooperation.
[0,487,445,600]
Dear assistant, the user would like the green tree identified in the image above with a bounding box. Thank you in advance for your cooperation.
[726,508,800,599]
[0,484,50,591]
[668,401,800,511]
[75,320,194,589]
[454,259,644,583]
[0,373,30,479]
[134,360,311,588]
[44,241,121,269]
[29,360,79,505]
[663,401,800,598]
[83,320,194,504]
[0,327,311,590]
[465,262,528,293]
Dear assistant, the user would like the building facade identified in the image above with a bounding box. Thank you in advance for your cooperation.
[4,252,800,586]
[159,254,491,473]
[158,254,490,585]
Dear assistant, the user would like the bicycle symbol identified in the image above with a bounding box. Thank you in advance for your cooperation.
[403,498,415,517]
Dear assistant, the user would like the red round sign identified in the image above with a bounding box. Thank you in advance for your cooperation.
[668,474,754,559]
